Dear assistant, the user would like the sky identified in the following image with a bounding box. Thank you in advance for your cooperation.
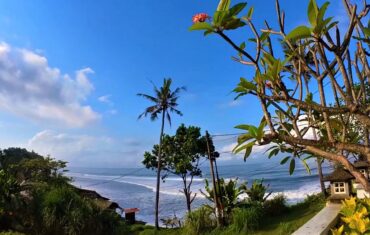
[0,0,354,167]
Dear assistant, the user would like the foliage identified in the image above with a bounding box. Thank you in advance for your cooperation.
[191,0,370,190]
[143,124,211,211]
[137,78,185,124]
[331,197,370,235]
[246,179,271,203]
[0,148,44,170]
[0,148,127,235]
[0,232,25,235]
[263,194,288,217]
[201,178,247,218]
[182,206,216,235]
[40,186,93,235]
[229,205,263,233]
[0,170,22,231]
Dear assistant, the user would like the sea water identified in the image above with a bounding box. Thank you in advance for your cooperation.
[66,160,331,225]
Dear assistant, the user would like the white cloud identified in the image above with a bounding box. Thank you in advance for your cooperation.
[27,130,143,167]
[0,42,100,127]
[219,99,243,108]
[98,94,113,105]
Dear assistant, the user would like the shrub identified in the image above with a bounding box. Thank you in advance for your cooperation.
[229,204,263,233]
[0,232,25,235]
[246,179,270,203]
[182,206,216,235]
[291,193,325,211]
[263,194,288,216]
[331,197,370,234]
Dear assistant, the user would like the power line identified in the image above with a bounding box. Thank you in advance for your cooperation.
[211,133,242,137]
[84,167,147,187]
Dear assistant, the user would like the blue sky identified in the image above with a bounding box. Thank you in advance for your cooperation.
[0,0,352,167]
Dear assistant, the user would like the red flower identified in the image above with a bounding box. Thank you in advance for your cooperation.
[266,81,273,89]
[192,13,210,23]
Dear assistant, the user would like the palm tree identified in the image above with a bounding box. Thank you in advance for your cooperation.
[137,78,185,229]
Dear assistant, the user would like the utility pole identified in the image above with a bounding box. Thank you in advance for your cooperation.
[205,131,222,226]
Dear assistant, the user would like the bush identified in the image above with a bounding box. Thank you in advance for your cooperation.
[246,179,270,203]
[229,204,263,233]
[331,197,370,234]
[0,232,25,235]
[263,194,288,216]
[291,193,325,211]
[182,206,216,235]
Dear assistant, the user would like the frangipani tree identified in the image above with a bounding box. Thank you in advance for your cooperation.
[191,0,370,190]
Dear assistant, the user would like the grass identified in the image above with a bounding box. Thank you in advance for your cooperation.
[253,196,326,235]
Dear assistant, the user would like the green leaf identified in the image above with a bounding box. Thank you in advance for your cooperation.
[363,28,370,37]
[256,120,266,141]
[268,149,279,159]
[217,0,231,11]
[285,26,312,41]
[239,77,257,90]
[233,140,255,154]
[224,19,246,30]
[317,2,330,23]
[280,156,290,165]
[289,158,296,175]
[244,144,253,161]
[229,2,247,16]
[189,22,214,31]
[262,52,276,67]
[301,159,311,175]
[247,7,254,19]
[213,11,228,26]
[235,124,251,130]
[237,133,254,144]
[260,32,270,42]
[308,0,318,27]
[248,126,258,138]
[204,30,214,36]
[239,42,246,50]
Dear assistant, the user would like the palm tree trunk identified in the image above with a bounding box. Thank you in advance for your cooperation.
[155,111,166,229]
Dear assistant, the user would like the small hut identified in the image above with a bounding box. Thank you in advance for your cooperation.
[353,160,370,179]
[124,208,140,224]
[352,160,370,199]
[323,168,354,201]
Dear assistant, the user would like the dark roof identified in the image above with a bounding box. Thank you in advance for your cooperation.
[323,168,355,182]
[74,187,121,210]
[124,208,140,213]
[353,161,370,168]
[75,187,110,200]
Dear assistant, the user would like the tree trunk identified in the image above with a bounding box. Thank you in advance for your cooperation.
[182,176,192,213]
[184,188,191,212]
[155,111,166,229]
[316,157,327,196]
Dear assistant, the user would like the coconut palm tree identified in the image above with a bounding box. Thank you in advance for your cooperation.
[138,78,185,229]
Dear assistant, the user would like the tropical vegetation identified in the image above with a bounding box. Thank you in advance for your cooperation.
[0,148,128,235]
[143,124,216,212]
[190,0,370,191]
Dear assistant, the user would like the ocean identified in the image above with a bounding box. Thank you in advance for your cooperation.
[66,159,330,225]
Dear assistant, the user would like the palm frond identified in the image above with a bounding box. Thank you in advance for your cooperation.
[137,93,159,103]
[138,77,184,123]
